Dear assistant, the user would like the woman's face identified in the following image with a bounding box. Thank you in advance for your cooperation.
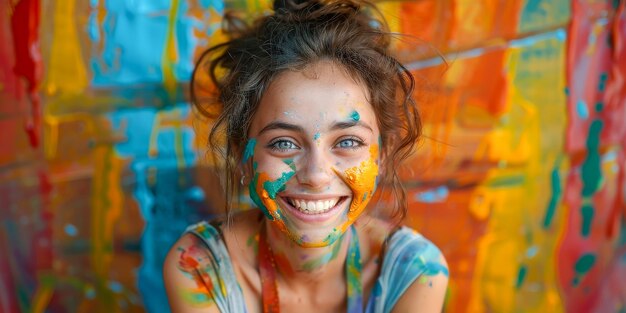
[245,61,381,248]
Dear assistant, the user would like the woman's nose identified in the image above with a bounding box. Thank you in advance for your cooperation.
[295,148,332,189]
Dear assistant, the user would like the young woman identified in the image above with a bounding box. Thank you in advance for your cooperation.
[163,0,449,312]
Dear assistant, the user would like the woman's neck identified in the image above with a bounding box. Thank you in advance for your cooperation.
[264,220,350,288]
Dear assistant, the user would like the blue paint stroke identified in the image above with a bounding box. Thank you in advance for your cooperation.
[405,29,566,71]
[243,138,256,163]
[349,110,360,122]
[415,186,449,203]
[64,224,78,237]
[576,99,589,119]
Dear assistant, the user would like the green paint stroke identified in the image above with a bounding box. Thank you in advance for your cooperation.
[302,234,345,271]
[263,170,295,200]
[350,110,360,122]
[543,163,562,229]
[598,72,608,92]
[579,116,603,237]
[283,158,296,171]
[581,117,604,198]
[487,175,525,188]
[572,253,596,286]
[581,204,594,237]
[249,163,272,220]
[243,138,256,163]
[515,265,528,289]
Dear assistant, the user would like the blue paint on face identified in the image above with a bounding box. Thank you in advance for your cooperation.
[350,110,360,122]
[313,132,321,140]
[243,138,256,163]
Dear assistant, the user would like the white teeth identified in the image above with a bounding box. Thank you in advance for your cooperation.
[287,198,340,214]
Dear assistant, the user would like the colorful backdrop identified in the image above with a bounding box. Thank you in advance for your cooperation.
[1,0,624,312]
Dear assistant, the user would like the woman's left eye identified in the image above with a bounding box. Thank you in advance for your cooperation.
[269,139,299,151]
[335,138,364,149]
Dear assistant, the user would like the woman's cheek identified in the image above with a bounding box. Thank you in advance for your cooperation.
[248,159,296,220]
[334,144,380,222]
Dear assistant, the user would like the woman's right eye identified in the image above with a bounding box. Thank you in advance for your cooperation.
[268,139,299,151]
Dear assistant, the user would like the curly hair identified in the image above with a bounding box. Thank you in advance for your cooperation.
[191,0,421,224]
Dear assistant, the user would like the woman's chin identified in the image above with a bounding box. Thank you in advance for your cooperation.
[279,226,346,248]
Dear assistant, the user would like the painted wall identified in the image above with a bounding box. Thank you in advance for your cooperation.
[1,0,624,312]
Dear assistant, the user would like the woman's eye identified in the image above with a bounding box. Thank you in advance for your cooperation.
[269,140,299,151]
[335,138,363,149]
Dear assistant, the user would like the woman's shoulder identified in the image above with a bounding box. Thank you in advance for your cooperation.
[163,223,227,312]
[366,223,449,313]
[163,213,258,313]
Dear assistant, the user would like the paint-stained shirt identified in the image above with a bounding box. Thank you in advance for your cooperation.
[184,221,446,313]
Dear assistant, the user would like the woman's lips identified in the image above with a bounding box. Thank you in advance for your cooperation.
[278,196,348,220]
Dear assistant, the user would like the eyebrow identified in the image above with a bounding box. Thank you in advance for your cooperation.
[331,120,374,133]
[258,119,373,135]
[258,121,305,135]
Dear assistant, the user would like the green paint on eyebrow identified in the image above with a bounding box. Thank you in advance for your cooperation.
[350,110,360,122]
[243,138,257,163]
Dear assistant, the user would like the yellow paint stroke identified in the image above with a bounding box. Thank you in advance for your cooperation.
[44,113,96,159]
[90,144,125,311]
[467,38,567,312]
[31,282,54,313]
[162,0,180,96]
[375,1,401,36]
[46,0,88,94]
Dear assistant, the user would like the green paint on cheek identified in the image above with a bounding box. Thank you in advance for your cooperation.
[283,158,296,171]
[249,163,272,220]
[349,110,360,121]
[243,138,257,163]
[263,171,295,199]
[572,253,596,286]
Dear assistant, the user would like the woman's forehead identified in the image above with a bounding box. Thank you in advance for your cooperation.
[252,62,374,127]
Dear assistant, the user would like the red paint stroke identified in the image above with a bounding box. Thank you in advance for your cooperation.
[10,0,43,148]
[565,1,613,156]
[178,245,214,293]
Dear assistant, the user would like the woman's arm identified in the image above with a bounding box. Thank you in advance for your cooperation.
[163,233,223,313]
[391,254,449,313]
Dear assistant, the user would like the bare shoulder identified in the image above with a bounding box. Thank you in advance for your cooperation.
[389,229,449,313]
[163,232,222,313]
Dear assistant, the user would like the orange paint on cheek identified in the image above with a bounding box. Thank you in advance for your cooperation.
[334,144,380,233]
[253,172,293,241]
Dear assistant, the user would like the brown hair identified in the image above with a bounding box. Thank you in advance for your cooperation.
[191,0,421,223]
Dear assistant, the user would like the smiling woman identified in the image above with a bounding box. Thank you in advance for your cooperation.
[163,0,448,312]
